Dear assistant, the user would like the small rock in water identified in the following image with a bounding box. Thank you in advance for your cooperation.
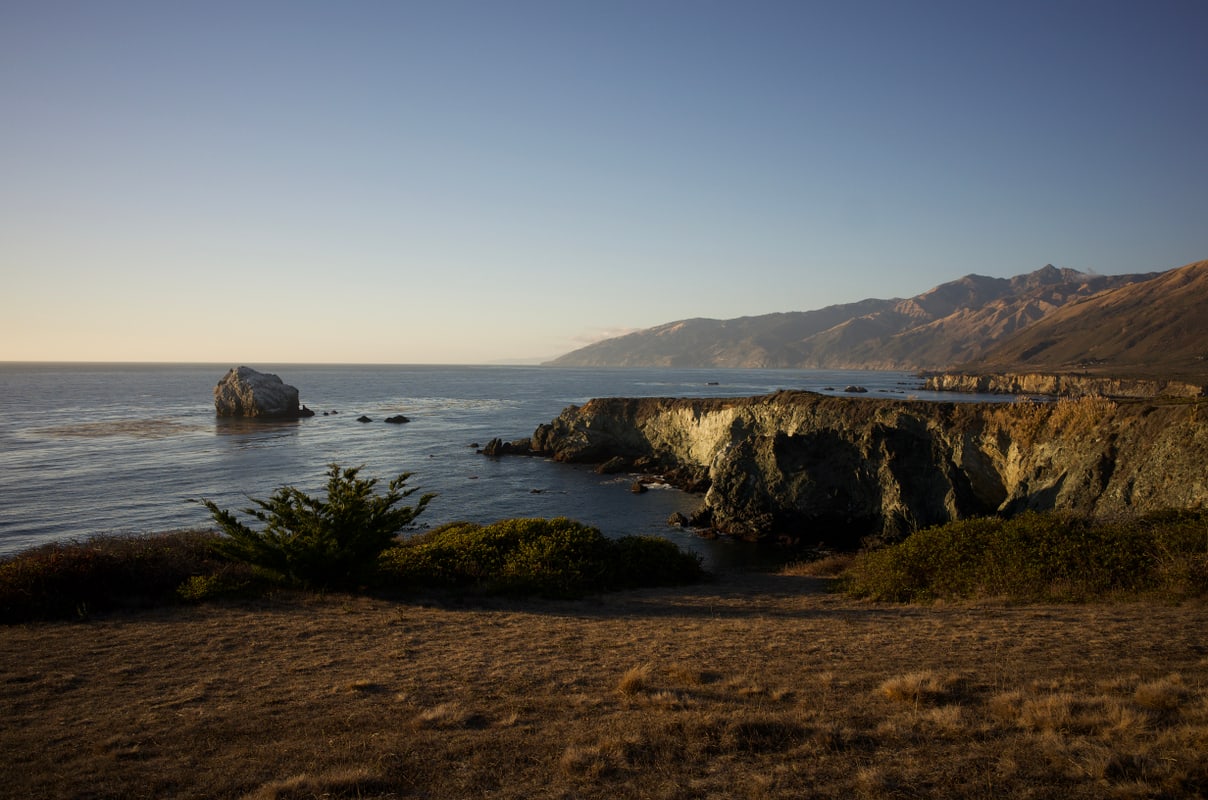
[596,456,630,475]
[356,415,373,423]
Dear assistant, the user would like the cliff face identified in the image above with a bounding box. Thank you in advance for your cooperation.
[526,392,1208,546]
[921,372,1205,399]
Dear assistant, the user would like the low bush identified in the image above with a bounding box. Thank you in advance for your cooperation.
[605,533,709,589]
[1,517,704,620]
[378,517,705,598]
[842,509,1208,602]
[0,531,260,622]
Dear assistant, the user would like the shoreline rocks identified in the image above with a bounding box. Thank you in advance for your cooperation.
[487,391,1208,547]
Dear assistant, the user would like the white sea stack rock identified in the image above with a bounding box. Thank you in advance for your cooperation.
[214,366,301,418]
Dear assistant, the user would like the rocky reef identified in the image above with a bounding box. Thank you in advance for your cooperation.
[508,391,1208,547]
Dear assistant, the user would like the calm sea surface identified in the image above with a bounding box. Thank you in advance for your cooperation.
[0,364,1003,566]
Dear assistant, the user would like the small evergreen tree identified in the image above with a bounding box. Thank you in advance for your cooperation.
[200,464,433,588]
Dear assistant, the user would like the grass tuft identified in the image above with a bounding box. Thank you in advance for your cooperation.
[617,663,653,696]
[414,702,474,729]
[242,768,385,800]
[878,670,957,706]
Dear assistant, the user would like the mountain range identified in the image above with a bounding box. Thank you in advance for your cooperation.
[964,259,1208,381]
[547,260,1208,382]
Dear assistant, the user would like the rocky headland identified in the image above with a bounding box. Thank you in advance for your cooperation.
[920,371,1205,399]
[495,391,1208,547]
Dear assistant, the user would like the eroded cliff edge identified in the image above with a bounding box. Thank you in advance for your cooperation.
[920,371,1204,399]
[512,392,1208,547]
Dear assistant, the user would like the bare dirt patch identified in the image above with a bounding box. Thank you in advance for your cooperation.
[2,571,1205,799]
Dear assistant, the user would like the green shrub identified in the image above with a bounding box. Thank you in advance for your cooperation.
[199,463,434,588]
[498,518,613,596]
[0,531,250,622]
[842,509,1208,602]
[378,517,704,598]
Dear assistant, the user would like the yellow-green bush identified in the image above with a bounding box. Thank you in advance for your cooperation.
[378,517,704,598]
[842,509,1208,602]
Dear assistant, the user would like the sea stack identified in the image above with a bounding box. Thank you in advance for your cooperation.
[214,366,303,418]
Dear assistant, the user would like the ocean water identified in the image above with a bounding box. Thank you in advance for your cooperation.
[0,364,992,565]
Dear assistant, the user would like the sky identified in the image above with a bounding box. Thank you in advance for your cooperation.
[2,1,1206,365]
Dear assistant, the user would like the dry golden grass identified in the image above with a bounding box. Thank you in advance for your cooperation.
[2,572,1206,799]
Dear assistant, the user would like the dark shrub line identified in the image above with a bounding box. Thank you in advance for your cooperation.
[0,531,262,623]
[377,517,705,598]
[1,522,704,622]
[841,509,1208,602]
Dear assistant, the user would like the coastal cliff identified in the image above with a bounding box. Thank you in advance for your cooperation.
[921,371,1205,399]
[518,392,1208,546]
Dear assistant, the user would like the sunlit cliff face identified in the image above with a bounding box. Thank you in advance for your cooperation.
[526,393,1208,545]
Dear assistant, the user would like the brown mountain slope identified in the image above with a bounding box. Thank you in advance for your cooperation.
[546,299,895,368]
[546,265,1152,369]
[962,259,1208,381]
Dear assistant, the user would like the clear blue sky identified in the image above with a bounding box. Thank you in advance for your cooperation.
[2,0,1205,364]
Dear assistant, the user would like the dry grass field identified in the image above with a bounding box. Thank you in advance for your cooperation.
[2,570,1206,800]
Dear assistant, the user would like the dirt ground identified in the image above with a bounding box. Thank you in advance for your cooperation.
[2,571,1206,799]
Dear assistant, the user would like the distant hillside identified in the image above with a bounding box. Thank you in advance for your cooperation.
[960,259,1208,382]
[546,265,1153,369]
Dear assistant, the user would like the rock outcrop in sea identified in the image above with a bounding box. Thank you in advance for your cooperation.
[505,391,1208,547]
[213,367,304,418]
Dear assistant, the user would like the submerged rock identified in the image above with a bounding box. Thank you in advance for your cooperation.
[384,415,410,424]
[482,437,533,456]
[213,367,303,418]
[596,456,630,474]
